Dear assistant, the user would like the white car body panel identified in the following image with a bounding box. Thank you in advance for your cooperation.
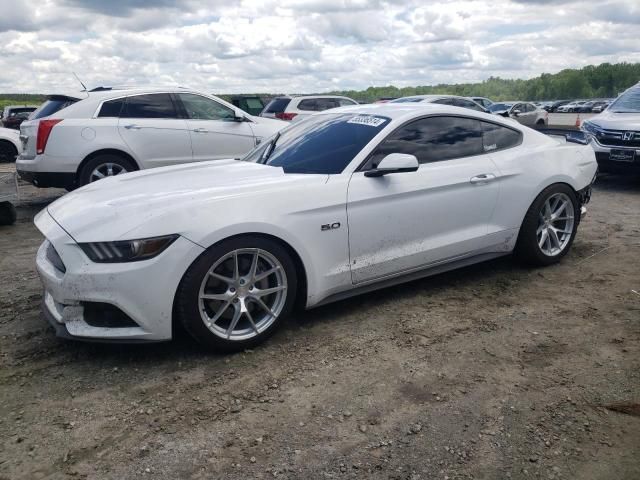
[347,153,501,283]
[0,126,22,154]
[34,103,598,342]
[117,117,193,168]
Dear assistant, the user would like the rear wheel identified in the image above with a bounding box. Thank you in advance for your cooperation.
[78,154,135,186]
[0,140,18,163]
[176,236,298,352]
[515,184,579,266]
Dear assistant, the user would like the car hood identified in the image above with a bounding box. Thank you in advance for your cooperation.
[47,160,327,242]
[588,110,640,130]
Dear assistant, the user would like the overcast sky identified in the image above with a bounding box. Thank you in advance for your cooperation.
[1,0,639,94]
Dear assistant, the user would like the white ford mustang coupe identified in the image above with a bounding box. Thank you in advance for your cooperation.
[35,104,597,351]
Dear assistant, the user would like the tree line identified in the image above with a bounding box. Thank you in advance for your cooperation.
[1,62,638,106]
[325,62,640,103]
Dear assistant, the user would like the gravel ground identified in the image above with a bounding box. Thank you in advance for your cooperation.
[1,175,639,480]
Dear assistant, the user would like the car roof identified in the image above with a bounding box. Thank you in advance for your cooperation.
[310,102,516,125]
[279,95,355,100]
[393,94,462,102]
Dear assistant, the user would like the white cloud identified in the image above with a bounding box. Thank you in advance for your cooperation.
[0,0,637,93]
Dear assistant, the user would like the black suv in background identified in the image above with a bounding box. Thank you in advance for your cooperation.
[1,106,37,130]
[229,95,266,116]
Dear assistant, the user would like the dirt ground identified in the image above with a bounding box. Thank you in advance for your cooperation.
[1,175,639,480]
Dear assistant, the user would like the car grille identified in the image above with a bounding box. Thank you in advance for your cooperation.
[595,129,640,149]
[45,241,66,273]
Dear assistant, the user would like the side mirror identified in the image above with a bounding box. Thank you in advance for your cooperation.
[233,111,247,122]
[365,153,419,177]
[511,109,521,116]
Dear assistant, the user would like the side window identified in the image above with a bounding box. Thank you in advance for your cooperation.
[368,116,484,166]
[97,98,125,117]
[316,98,340,110]
[338,98,357,106]
[297,99,318,111]
[177,93,235,121]
[122,94,178,119]
[481,121,522,152]
[526,104,536,112]
[433,98,453,106]
[455,98,485,112]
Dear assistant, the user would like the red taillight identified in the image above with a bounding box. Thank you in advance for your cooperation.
[36,119,62,154]
[275,112,297,121]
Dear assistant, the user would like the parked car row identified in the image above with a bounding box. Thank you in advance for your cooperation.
[10,90,510,187]
[545,99,612,113]
[488,102,548,127]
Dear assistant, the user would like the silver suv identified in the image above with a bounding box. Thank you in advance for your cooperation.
[582,82,640,173]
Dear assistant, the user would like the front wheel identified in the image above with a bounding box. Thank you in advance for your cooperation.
[515,184,579,266]
[175,236,298,352]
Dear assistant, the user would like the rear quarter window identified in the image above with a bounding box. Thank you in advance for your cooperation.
[481,121,522,152]
[97,98,125,117]
[263,97,291,114]
[31,97,79,119]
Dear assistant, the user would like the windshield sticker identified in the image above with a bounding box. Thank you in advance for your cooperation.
[484,143,497,151]
[347,115,387,127]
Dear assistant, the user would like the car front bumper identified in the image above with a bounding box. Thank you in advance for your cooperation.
[35,209,204,342]
[588,138,640,173]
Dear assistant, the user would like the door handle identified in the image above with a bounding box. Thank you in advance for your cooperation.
[192,128,208,133]
[124,124,142,130]
[470,173,496,184]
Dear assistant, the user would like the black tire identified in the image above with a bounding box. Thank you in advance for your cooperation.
[78,153,135,186]
[175,235,298,353]
[0,140,18,163]
[515,184,579,266]
[0,202,17,225]
[536,119,545,126]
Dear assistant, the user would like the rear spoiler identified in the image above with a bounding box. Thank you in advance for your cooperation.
[535,128,589,145]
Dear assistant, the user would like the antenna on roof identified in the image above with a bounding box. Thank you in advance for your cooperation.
[72,72,87,92]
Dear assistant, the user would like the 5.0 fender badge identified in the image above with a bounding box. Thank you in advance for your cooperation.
[321,222,341,231]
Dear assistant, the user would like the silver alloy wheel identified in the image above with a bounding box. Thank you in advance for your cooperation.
[89,162,128,182]
[537,192,575,256]
[198,248,288,341]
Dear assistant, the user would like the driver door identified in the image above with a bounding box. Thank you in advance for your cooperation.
[347,116,500,284]
[175,93,256,162]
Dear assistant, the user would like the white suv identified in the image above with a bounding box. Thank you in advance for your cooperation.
[260,95,358,121]
[17,87,286,189]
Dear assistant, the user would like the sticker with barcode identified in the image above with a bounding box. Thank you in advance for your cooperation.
[347,115,387,127]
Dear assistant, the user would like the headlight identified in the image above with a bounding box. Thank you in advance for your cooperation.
[581,121,600,136]
[79,234,178,263]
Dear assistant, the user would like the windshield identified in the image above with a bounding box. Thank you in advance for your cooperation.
[608,85,640,113]
[488,103,513,112]
[243,113,390,174]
